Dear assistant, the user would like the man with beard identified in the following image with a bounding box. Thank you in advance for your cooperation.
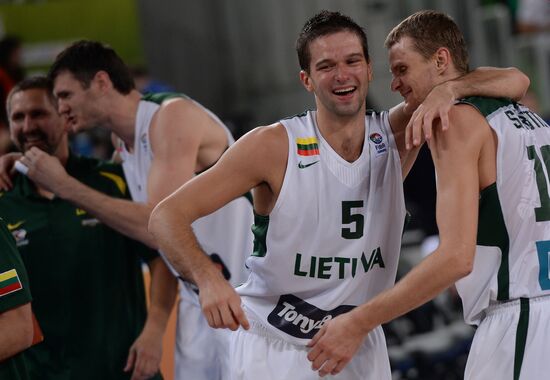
[0,76,173,380]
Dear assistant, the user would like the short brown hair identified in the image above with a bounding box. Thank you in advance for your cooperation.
[385,10,469,74]
[6,76,56,116]
[296,10,369,73]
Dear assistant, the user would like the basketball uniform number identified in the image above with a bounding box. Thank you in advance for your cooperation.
[527,145,550,222]
[536,240,550,290]
[528,145,550,289]
[341,201,364,239]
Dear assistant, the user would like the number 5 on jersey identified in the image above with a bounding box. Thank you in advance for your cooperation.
[341,201,364,239]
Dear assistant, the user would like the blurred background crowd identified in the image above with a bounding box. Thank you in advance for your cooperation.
[2,0,549,379]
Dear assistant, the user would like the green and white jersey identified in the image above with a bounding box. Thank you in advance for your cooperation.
[454,97,550,325]
[119,93,253,289]
[237,109,406,345]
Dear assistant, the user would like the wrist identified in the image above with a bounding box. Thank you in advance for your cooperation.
[194,260,226,289]
[352,304,376,336]
[143,309,169,336]
[443,78,460,101]
[55,174,77,199]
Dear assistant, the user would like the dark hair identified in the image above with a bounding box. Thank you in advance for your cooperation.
[385,10,469,74]
[296,10,369,73]
[6,76,56,115]
[48,40,135,94]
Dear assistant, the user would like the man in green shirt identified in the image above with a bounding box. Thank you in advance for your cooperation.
[0,217,33,380]
[0,76,173,380]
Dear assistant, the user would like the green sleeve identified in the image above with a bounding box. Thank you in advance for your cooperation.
[0,220,31,314]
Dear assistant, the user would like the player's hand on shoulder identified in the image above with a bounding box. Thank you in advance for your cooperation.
[197,270,249,331]
[0,152,22,190]
[406,81,455,149]
[307,310,367,377]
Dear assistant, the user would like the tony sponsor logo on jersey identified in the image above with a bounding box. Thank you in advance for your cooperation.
[293,247,384,279]
[267,294,354,339]
[369,132,387,155]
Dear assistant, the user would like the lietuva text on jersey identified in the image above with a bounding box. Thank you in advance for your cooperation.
[293,247,384,279]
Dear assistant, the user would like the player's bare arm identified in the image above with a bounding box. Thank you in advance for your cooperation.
[307,106,491,377]
[125,257,176,380]
[147,98,207,205]
[17,147,156,248]
[389,67,529,177]
[406,66,529,147]
[149,124,288,330]
[0,303,32,360]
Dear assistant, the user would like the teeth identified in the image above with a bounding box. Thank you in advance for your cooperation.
[334,87,355,94]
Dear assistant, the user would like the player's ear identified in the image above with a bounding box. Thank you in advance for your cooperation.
[300,70,314,93]
[367,61,373,82]
[434,47,451,73]
[93,71,113,91]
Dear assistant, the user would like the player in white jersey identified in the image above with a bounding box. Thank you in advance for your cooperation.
[305,10,541,380]
[9,41,253,380]
[148,10,529,379]
[118,91,253,380]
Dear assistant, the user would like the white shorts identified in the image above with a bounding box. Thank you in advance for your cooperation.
[465,295,550,380]
[227,321,391,380]
[174,284,231,380]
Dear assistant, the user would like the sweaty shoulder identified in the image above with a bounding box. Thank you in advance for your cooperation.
[149,97,209,152]
[432,101,492,150]
[236,122,288,163]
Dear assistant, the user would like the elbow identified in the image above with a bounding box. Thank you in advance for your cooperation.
[451,247,475,279]
[439,242,475,280]
[510,67,531,100]
[148,198,183,239]
[148,202,166,239]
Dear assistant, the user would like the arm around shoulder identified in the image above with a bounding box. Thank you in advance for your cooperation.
[449,66,529,102]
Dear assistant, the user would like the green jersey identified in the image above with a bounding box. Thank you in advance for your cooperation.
[0,154,161,380]
[0,218,32,380]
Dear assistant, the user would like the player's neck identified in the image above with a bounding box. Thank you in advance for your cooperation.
[106,90,142,151]
[315,108,366,162]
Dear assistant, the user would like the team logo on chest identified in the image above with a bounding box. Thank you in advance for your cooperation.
[369,132,387,155]
[296,137,320,169]
[140,132,149,153]
[8,221,28,247]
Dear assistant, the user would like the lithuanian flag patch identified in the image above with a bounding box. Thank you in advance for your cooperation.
[0,269,22,297]
[296,137,320,156]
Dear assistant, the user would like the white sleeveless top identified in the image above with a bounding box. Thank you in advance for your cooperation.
[119,95,253,288]
[454,97,550,325]
[237,110,406,345]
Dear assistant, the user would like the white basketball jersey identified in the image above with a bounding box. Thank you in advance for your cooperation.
[119,93,253,287]
[454,97,550,325]
[237,110,406,345]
